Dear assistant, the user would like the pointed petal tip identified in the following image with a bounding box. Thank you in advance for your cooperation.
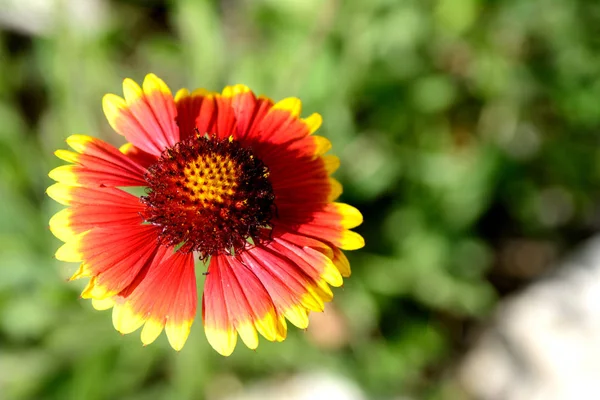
[112,303,146,335]
[102,93,127,110]
[253,311,283,343]
[102,94,128,130]
[321,261,344,288]
[283,305,309,329]
[165,319,193,351]
[335,203,364,229]
[222,84,251,98]
[342,231,365,250]
[55,237,83,262]
[46,186,68,205]
[66,134,94,153]
[328,178,343,201]
[140,319,164,346]
[236,323,259,350]
[122,78,144,105]
[205,327,237,357]
[303,113,322,134]
[142,73,172,96]
[48,165,78,185]
[272,97,302,117]
[323,155,341,175]
[313,136,332,156]
[174,88,190,102]
[49,208,74,242]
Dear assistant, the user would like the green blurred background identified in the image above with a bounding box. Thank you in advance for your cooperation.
[1,0,600,399]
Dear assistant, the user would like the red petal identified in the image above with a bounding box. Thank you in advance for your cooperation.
[70,225,161,298]
[119,143,158,169]
[103,74,179,156]
[48,185,144,242]
[239,244,330,329]
[113,248,197,350]
[175,88,216,141]
[202,255,236,355]
[275,202,364,251]
[50,135,147,187]
[229,90,274,142]
[270,231,341,288]
[202,254,285,355]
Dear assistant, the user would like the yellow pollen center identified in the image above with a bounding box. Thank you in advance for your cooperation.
[183,155,239,205]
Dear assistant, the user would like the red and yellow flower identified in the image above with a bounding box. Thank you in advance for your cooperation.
[48,74,364,355]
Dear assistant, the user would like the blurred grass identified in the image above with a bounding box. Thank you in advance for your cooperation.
[1,0,600,399]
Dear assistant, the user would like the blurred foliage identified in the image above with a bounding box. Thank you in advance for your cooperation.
[1,0,600,399]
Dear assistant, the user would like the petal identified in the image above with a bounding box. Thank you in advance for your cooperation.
[331,246,351,278]
[47,182,139,207]
[58,224,161,300]
[174,88,217,141]
[254,97,322,146]
[219,88,327,160]
[322,155,340,174]
[276,203,365,251]
[271,233,342,289]
[212,93,239,140]
[176,86,269,144]
[119,143,158,169]
[111,248,197,351]
[48,185,144,242]
[201,256,236,356]
[222,86,274,142]
[278,202,363,229]
[175,86,326,163]
[103,74,179,156]
[239,245,333,329]
[202,254,286,356]
[49,135,147,187]
[226,95,342,208]
[259,148,343,211]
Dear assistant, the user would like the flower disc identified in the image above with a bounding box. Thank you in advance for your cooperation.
[142,134,275,257]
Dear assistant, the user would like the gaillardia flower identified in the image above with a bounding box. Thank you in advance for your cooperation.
[48,74,364,355]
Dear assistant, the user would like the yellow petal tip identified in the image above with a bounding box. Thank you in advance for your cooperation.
[54,149,79,164]
[313,136,332,156]
[92,297,115,311]
[323,155,340,175]
[273,97,302,117]
[141,319,165,346]
[328,178,343,201]
[339,231,365,251]
[46,183,72,205]
[174,88,190,102]
[49,208,74,242]
[48,165,78,185]
[283,305,309,329]
[55,235,84,262]
[222,84,251,98]
[304,113,322,134]
[335,203,364,229]
[66,134,94,153]
[166,320,193,351]
[143,73,172,96]
[102,94,127,129]
[122,78,144,105]
[112,304,145,335]
[237,323,259,350]
[205,327,237,357]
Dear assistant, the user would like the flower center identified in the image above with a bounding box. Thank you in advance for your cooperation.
[141,134,275,258]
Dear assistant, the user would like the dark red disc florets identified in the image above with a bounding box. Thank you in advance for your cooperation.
[141,134,275,259]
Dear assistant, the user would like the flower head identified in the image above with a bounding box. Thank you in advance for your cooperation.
[48,74,364,355]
